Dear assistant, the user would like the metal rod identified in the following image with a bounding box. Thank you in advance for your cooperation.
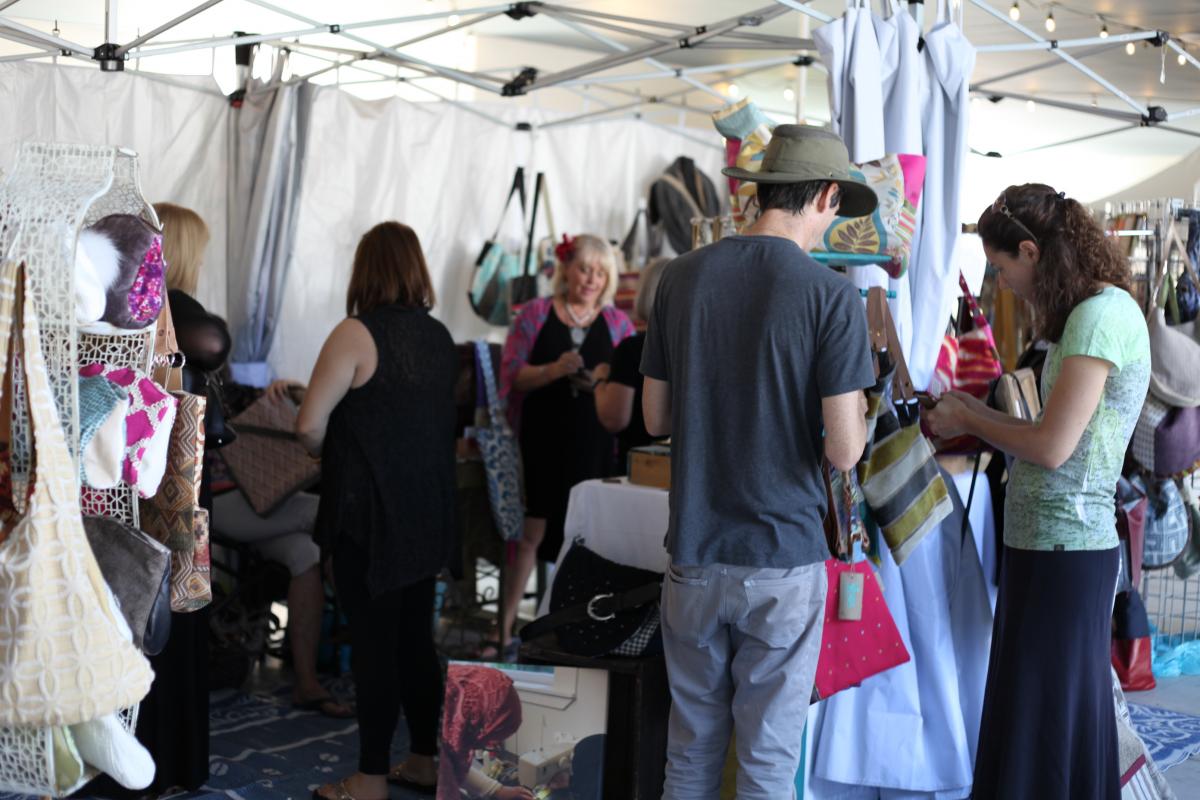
[0,1,25,12]
[525,3,790,93]
[542,8,674,44]
[405,80,510,127]
[1158,125,1200,139]
[975,29,1157,53]
[1171,106,1200,121]
[541,8,725,101]
[1003,124,1140,156]
[973,88,1144,123]
[537,4,692,33]
[1167,39,1200,72]
[130,26,329,59]
[105,0,118,42]
[559,54,800,89]
[243,0,503,94]
[0,48,54,62]
[539,97,649,129]
[692,40,817,51]
[0,16,91,55]
[968,0,1147,116]
[774,0,834,25]
[639,117,724,153]
[973,43,1120,88]
[117,0,226,56]
[335,4,515,32]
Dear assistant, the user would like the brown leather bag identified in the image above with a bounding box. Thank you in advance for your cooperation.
[220,393,319,516]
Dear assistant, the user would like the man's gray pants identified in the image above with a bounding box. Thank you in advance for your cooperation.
[660,561,827,800]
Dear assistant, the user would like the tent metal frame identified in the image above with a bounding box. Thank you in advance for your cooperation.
[0,0,1197,134]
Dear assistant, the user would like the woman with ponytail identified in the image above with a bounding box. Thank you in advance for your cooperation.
[928,184,1149,799]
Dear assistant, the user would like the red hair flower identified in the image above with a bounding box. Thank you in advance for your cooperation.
[555,234,576,264]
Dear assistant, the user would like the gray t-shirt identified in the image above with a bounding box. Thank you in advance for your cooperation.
[640,234,875,568]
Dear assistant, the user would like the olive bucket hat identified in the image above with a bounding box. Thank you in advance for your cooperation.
[722,124,879,218]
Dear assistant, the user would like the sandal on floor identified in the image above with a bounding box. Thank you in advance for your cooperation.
[473,639,520,662]
[293,695,355,719]
[387,765,437,795]
[311,779,386,800]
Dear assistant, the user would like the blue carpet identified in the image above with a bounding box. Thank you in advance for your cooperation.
[1129,703,1200,772]
[1,678,428,800]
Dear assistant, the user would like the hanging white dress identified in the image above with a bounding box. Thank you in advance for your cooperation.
[809,471,996,800]
[906,3,976,392]
[814,0,886,164]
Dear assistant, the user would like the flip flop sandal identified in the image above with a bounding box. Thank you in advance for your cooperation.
[294,695,355,719]
[387,766,437,795]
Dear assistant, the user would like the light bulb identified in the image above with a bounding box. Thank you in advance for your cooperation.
[783,87,795,102]
[1045,12,1056,33]
[1009,2,1020,22]
[1026,99,1036,113]
[1099,23,1108,39]
[1126,42,1137,55]
[448,13,460,25]
[1180,52,1189,66]
[727,83,739,97]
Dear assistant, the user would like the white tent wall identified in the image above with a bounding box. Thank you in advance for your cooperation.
[0,62,231,315]
[1091,145,1200,207]
[270,88,724,383]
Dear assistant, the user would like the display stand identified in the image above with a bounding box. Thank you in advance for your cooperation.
[0,142,159,797]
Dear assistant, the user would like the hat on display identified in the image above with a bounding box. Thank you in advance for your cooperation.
[721,125,879,218]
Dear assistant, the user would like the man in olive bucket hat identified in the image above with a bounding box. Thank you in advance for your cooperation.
[640,125,879,798]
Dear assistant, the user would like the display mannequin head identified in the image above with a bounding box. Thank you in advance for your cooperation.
[978,183,1131,343]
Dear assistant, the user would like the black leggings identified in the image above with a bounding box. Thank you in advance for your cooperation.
[334,542,442,775]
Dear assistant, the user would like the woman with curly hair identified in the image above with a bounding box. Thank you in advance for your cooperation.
[927,184,1149,799]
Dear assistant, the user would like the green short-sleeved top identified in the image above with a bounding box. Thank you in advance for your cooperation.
[1005,286,1150,551]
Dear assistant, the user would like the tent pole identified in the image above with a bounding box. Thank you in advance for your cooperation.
[1003,124,1141,156]
[404,81,510,127]
[968,0,1147,116]
[0,48,54,62]
[773,0,834,25]
[537,9,676,44]
[1167,39,1200,73]
[974,43,1120,88]
[973,88,1144,123]
[0,16,91,56]
[976,30,1158,53]
[105,0,118,42]
[130,27,330,59]
[0,1,25,12]
[521,3,791,93]
[117,0,226,56]
[1171,107,1200,121]
[539,7,726,101]
[536,5,691,33]
[556,55,800,89]
[1157,125,1200,139]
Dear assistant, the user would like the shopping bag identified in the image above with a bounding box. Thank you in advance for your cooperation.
[857,288,953,565]
[469,167,526,327]
[221,393,319,516]
[0,260,152,726]
[472,340,524,542]
[170,508,212,613]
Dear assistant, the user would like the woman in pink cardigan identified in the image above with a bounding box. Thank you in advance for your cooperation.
[491,234,634,658]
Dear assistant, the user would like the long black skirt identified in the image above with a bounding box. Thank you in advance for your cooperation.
[972,545,1120,800]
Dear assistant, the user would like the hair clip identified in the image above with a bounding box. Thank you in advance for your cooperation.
[554,234,576,264]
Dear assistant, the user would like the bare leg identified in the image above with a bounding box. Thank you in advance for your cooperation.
[288,565,325,700]
[500,516,546,647]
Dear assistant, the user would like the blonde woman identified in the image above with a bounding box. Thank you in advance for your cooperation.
[493,234,634,657]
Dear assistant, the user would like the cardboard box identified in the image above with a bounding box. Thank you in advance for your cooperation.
[628,444,670,490]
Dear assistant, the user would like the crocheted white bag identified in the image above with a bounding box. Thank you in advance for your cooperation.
[0,261,153,726]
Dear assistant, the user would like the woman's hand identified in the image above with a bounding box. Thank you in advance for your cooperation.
[494,787,535,800]
[591,362,612,383]
[267,379,303,403]
[553,350,584,378]
[925,392,973,439]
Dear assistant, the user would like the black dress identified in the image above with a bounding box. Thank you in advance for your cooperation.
[608,333,653,469]
[313,304,459,595]
[519,311,618,561]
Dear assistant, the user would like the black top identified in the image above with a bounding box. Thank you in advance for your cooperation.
[641,235,875,568]
[314,305,459,596]
[519,310,617,561]
[608,333,653,469]
[169,289,231,392]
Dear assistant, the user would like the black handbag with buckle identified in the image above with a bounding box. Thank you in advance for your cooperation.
[521,539,663,658]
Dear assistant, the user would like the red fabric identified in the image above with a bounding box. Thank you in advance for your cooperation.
[813,559,910,701]
[1117,494,1148,590]
[1112,638,1157,692]
[439,664,524,796]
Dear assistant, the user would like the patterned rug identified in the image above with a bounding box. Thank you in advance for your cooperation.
[1,679,428,800]
[1129,703,1200,772]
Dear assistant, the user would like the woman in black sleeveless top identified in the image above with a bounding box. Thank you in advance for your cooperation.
[298,222,456,799]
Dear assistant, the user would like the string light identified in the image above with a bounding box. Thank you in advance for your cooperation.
[1126,42,1137,56]
[727,83,740,98]
[783,87,795,102]
[1044,11,1056,33]
[1099,22,1108,39]
[448,13,460,25]
[1026,99,1036,113]
[1008,2,1020,22]
[1180,49,1189,66]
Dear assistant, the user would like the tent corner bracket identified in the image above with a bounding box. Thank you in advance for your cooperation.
[506,3,541,21]
[93,42,124,71]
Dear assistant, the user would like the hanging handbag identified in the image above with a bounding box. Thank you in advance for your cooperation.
[812,464,911,702]
[1111,589,1156,692]
[927,272,1004,454]
[520,538,663,658]
[1131,392,1200,480]
[139,292,207,552]
[1133,473,1191,570]
[510,171,546,309]
[1116,476,1149,591]
[991,368,1041,422]
[220,392,319,516]
[1146,224,1200,408]
[857,287,954,565]
[470,167,527,328]
[0,260,153,726]
[169,508,212,612]
[472,340,524,542]
[82,516,172,656]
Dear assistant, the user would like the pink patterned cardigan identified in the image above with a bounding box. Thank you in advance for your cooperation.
[499,296,635,431]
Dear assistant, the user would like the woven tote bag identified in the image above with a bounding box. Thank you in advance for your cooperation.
[0,261,153,726]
